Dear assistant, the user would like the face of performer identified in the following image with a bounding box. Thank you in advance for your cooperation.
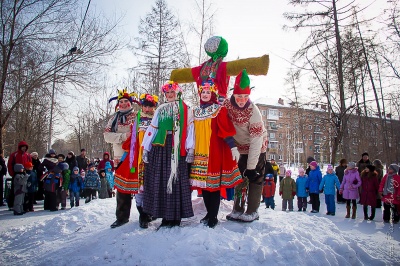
[142,105,155,115]
[233,94,250,108]
[118,98,132,111]
[165,89,177,102]
[200,90,212,102]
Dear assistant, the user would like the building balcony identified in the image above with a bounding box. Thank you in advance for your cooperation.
[268,126,278,131]
[267,148,278,153]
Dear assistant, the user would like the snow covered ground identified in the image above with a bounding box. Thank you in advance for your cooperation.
[0,189,399,266]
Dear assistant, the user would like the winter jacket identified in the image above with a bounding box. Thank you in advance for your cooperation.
[359,170,379,207]
[43,173,62,193]
[340,168,361,200]
[65,156,78,172]
[262,179,276,198]
[306,166,322,194]
[14,172,29,195]
[26,170,38,194]
[379,173,400,205]
[271,163,279,177]
[76,155,89,172]
[296,175,309,197]
[357,159,371,174]
[39,156,58,177]
[84,170,100,190]
[97,152,115,171]
[335,165,346,183]
[68,174,84,193]
[105,170,114,189]
[7,141,32,177]
[319,172,340,195]
[280,176,296,200]
[98,176,111,199]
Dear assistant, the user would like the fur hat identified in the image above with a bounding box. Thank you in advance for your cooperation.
[13,163,24,173]
[52,166,62,174]
[366,165,376,172]
[362,152,369,157]
[327,164,334,171]
[347,162,356,169]
[389,164,399,173]
[59,162,69,171]
[286,170,292,176]
[309,161,318,168]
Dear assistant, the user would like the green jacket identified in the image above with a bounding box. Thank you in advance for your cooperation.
[280,176,296,200]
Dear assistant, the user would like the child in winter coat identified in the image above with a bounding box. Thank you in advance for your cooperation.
[13,164,29,215]
[105,161,114,198]
[339,162,361,219]
[43,166,63,211]
[319,164,341,216]
[373,159,384,208]
[360,165,379,220]
[80,170,86,198]
[57,162,70,210]
[279,170,296,211]
[98,169,111,199]
[378,164,400,223]
[23,162,38,212]
[68,166,84,208]
[262,174,275,210]
[83,163,100,203]
[296,168,308,212]
[306,161,322,213]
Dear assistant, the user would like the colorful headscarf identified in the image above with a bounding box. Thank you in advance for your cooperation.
[198,79,218,104]
[161,81,182,93]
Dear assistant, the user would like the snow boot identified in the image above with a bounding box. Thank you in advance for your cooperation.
[137,206,149,229]
[369,208,375,221]
[110,219,129,228]
[345,206,351,218]
[351,205,357,219]
[363,205,368,220]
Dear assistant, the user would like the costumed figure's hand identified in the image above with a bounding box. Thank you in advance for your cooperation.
[186,149,194,163]
[244,169,259,182]
[142,150,149,164]
[231,147,240,163]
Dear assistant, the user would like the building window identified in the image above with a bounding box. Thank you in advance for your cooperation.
[262,110,267,116]
[315,125,320,132]
[309,135,312,140]
[315,135,321,141]
[278,155,283,160]
[268,154,275,160]
[279,133,283,139]
[279,111,283,117]
[308,125,312,130]
[279,144,283,151]
[309,145,313,150]
[303,135,306,140]
[269,133,275,139]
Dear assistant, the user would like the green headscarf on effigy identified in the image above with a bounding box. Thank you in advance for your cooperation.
[205,36,228,62]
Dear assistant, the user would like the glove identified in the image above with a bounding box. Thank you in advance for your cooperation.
[231,147,240,163]
[244,169,259,182]
[142,150,149,163]
[279,191,282,196]
[186,149,194,163]
[292,192,296,196]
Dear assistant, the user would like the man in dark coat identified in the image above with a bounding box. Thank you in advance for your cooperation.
[65,151,78,172]
[76,149,89,172]
[31,152,43,201]
[0,150,7,206]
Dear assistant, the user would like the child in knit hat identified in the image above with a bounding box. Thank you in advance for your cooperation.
[306,161,322,213]
[279,170,296,211]
[262,174,275,210]
[296,167,308,211]
[378,164,400,223]
[23,162,38,212]
[319,164,340,216]
[105,161,114,198]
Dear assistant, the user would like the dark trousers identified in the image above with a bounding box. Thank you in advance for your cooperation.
[47,191,57,211]
[70,191,80,207]
[310,193,320,212]
[116,191,132,222]
[57,189,67,208]
[35,180,44,201]
[85,188,97,203]
[383,202,399,222]
[0,175,4,204]
[24,192,35,211]
[202,190,221,218]
[336,190,345,203]
[264,196,275,209]
[297,197,307,210]
[346,199,357,207]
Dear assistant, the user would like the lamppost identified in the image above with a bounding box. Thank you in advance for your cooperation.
[47,47,83,151]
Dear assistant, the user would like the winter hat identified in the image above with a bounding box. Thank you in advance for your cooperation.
[99,169,105,175]
[204,36,228,61]
[23,162,33,169]
[88,162,95,168]
[31,152,38,157]
[327,164,334,171]
[389,164,399,173]
[309,161,318,168]
[373,159,382,166]
[298,167,305,174]
[60,162,69,171]
[73,166,79,172]
[347,162,356,169]
[266,173,274,179]
[108,88,139,111]
[307,156,316,164]
[81,148,86,152]
[232,69,251,95]
[48,149,56,155]
[80,170,85,176]
[105,161,112,170]
[339,158,347,165]
[362,152,369,157]
[366,165,376,172]
[68,151,75,156]
[286,170,292,176]
[13,163,24,173]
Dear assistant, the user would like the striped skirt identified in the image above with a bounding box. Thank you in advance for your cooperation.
[143,135,194,220]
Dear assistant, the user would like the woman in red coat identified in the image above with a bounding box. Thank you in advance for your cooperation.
[360,165,379,220]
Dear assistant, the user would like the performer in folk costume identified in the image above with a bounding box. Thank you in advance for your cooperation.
[189,79,242,228]
[104,88,138,228]
[224,69,268,222]
[113,93,158,229]
[142,81,194,228]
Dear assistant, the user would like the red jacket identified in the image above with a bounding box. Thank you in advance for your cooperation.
[7,141,32,177]
[379,173,400,205]
[262,179,276,198]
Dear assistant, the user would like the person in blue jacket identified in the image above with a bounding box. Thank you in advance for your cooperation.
[306,161,322,213]
[296,167,308,211]
[319,164,341,216]
[68,166,84,207]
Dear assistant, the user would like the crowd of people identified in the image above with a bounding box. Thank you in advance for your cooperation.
[1,36,399,231]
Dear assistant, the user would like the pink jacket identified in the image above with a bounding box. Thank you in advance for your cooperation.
[340,168,361,200]
[379,174,400,205]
